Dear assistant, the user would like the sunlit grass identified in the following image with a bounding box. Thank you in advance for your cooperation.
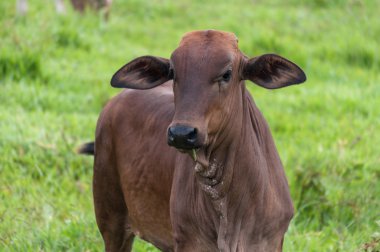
[0,0,379,251]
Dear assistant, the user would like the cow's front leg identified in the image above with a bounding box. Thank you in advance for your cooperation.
[93,146,135,252]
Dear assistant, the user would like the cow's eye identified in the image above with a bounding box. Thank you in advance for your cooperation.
[222,70,232,82]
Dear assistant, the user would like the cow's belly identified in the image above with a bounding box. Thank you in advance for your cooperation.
[115,136,177,250]
[120,164,174,250]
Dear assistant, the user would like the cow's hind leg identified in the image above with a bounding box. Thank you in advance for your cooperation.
[93,155,134,251]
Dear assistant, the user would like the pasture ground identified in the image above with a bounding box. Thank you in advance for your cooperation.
[0,0,379,251]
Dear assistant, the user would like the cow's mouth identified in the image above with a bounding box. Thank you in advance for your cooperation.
[177,147,200,158]
[191,148,210,167]
[176,148,207,164]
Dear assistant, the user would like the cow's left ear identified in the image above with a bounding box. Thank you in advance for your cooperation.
[111,56,172,89]
[242,54,306,89]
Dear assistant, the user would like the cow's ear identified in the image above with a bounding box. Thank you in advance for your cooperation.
[111,56,172,89]
[242,54,306,89]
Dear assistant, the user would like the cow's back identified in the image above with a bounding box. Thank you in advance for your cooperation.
[94,82,176,249]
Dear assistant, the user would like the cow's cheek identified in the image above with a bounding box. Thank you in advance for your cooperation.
[206,106,224,136]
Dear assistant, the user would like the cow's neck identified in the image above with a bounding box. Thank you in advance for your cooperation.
[193,83,262,198]
[193,83,290,250]
[193,83,246,201]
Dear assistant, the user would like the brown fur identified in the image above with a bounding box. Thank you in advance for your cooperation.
[92,30,306,251]
[70,0,112,19]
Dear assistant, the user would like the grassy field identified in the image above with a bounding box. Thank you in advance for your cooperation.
[1,0,379,251]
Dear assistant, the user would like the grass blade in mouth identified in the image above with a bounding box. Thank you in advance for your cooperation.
[191,149,197,162]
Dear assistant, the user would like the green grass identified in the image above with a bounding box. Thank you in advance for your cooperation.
[1,0,379,251]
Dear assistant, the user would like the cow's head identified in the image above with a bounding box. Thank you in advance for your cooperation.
[111,30,306,152]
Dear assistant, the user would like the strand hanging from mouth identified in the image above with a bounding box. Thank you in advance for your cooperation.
[191,149,197,161]
[192,148,209,170]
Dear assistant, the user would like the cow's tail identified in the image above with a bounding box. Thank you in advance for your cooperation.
[77,142,95,155]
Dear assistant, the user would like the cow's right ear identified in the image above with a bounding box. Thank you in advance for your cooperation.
[111,56,172,89]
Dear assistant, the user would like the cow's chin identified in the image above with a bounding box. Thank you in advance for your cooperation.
[177,147,201,154]
[171,141,205,153]
[177,148,188,153]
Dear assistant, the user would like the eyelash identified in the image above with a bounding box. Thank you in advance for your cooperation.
[221,70,232,82]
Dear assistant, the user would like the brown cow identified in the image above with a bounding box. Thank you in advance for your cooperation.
[82,30,306,251]
[16,0,112,19]
[70,0,112,20]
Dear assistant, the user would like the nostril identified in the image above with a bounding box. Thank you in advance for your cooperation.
[168,127,174,137]
[187,128,197,142]
[168,128,175,142]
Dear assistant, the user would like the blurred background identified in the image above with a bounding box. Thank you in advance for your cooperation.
[0,0,379,251]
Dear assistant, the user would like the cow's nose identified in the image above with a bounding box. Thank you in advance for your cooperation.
[167,125,198,149]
